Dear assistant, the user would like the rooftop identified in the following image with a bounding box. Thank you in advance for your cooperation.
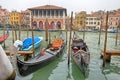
[28,5,66,10]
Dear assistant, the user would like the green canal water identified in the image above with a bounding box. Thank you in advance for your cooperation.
[0,30,120,80]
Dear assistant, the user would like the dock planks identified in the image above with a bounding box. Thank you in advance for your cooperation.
[5,50,34,56]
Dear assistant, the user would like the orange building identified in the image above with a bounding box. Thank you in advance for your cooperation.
[28,5,67,30]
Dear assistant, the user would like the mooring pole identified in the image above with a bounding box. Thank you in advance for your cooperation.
[12,25,14,44]
[66,19,68,44]
[103,11,109,67]
[115,20,119,46]
[3,24,6,48]
[83,13,86,41]
[45,18,49,41]
[18,24,21,40]
[49,30,51,44]
[68,11,73,66]
[31,11,35,57]
[98,16,103,45]
[14,25,17,41]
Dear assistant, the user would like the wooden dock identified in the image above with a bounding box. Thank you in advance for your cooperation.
[5,50,34,60]
[101,50,120,62]
[5,50,34,56]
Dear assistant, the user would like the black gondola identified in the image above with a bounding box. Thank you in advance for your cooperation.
[71,32,90,75]
[17,33,65,76]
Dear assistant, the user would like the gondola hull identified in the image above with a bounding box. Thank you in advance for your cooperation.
[71,32,90,75]
[72,50,90,75]
[0,33,9,44]
[17,43,65,76]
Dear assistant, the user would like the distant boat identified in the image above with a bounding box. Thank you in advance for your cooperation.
[17,33,65,76]
[0,45,16,80]
[78,29,84,32]
[71,32,90,75]
[14,36,43,51]
[0,31,9,44]
[108,29,117,33]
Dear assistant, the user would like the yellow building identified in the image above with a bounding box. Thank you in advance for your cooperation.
[74,11,86,30]
[10,11,21,26]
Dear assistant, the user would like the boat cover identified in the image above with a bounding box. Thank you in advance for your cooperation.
[23,37,42,48]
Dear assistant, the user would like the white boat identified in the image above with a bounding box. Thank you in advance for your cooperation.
[108,29,117,33]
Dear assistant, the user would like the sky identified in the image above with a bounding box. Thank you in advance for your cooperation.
[0,0,120,15]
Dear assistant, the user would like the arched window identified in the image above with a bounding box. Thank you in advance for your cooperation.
[33,21,37,27]
[56,21,61,29]
[50,21,55,29]
[39,21,43,29]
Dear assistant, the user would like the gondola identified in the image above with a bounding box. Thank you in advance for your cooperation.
[71,32,90,75]
[0,31,9,44]
[17,33,65,76]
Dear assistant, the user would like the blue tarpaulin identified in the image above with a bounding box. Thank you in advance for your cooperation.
[23,37,40,48]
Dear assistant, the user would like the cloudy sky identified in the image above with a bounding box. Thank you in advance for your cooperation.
[0,0,120,14]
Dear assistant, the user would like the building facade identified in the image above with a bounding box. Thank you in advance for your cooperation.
[86,14,101,30]
[74,11,86,30]
[0,6,10,27]
[108,15,119,29]
[21,10,30,28]
[28,5,67,30]
[10,11,21,26]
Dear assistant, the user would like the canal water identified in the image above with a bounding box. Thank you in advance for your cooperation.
[1,30,120,80]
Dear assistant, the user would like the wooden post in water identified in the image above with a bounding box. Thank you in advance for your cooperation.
[12,25,14,43]
[45,18,49,41]
[66,28,68,44]
[68,11,73,66]
[27,25,29,38]
[115,20,119,46]
[66,18,68,44]
[98,16,103,45]
[14,25,17,41]
[3,23,6,48]
[83,13,86,41]
[49,30,51,44]
[103,11,109,67]
[31,11,34,54]
[18,24,21,40]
